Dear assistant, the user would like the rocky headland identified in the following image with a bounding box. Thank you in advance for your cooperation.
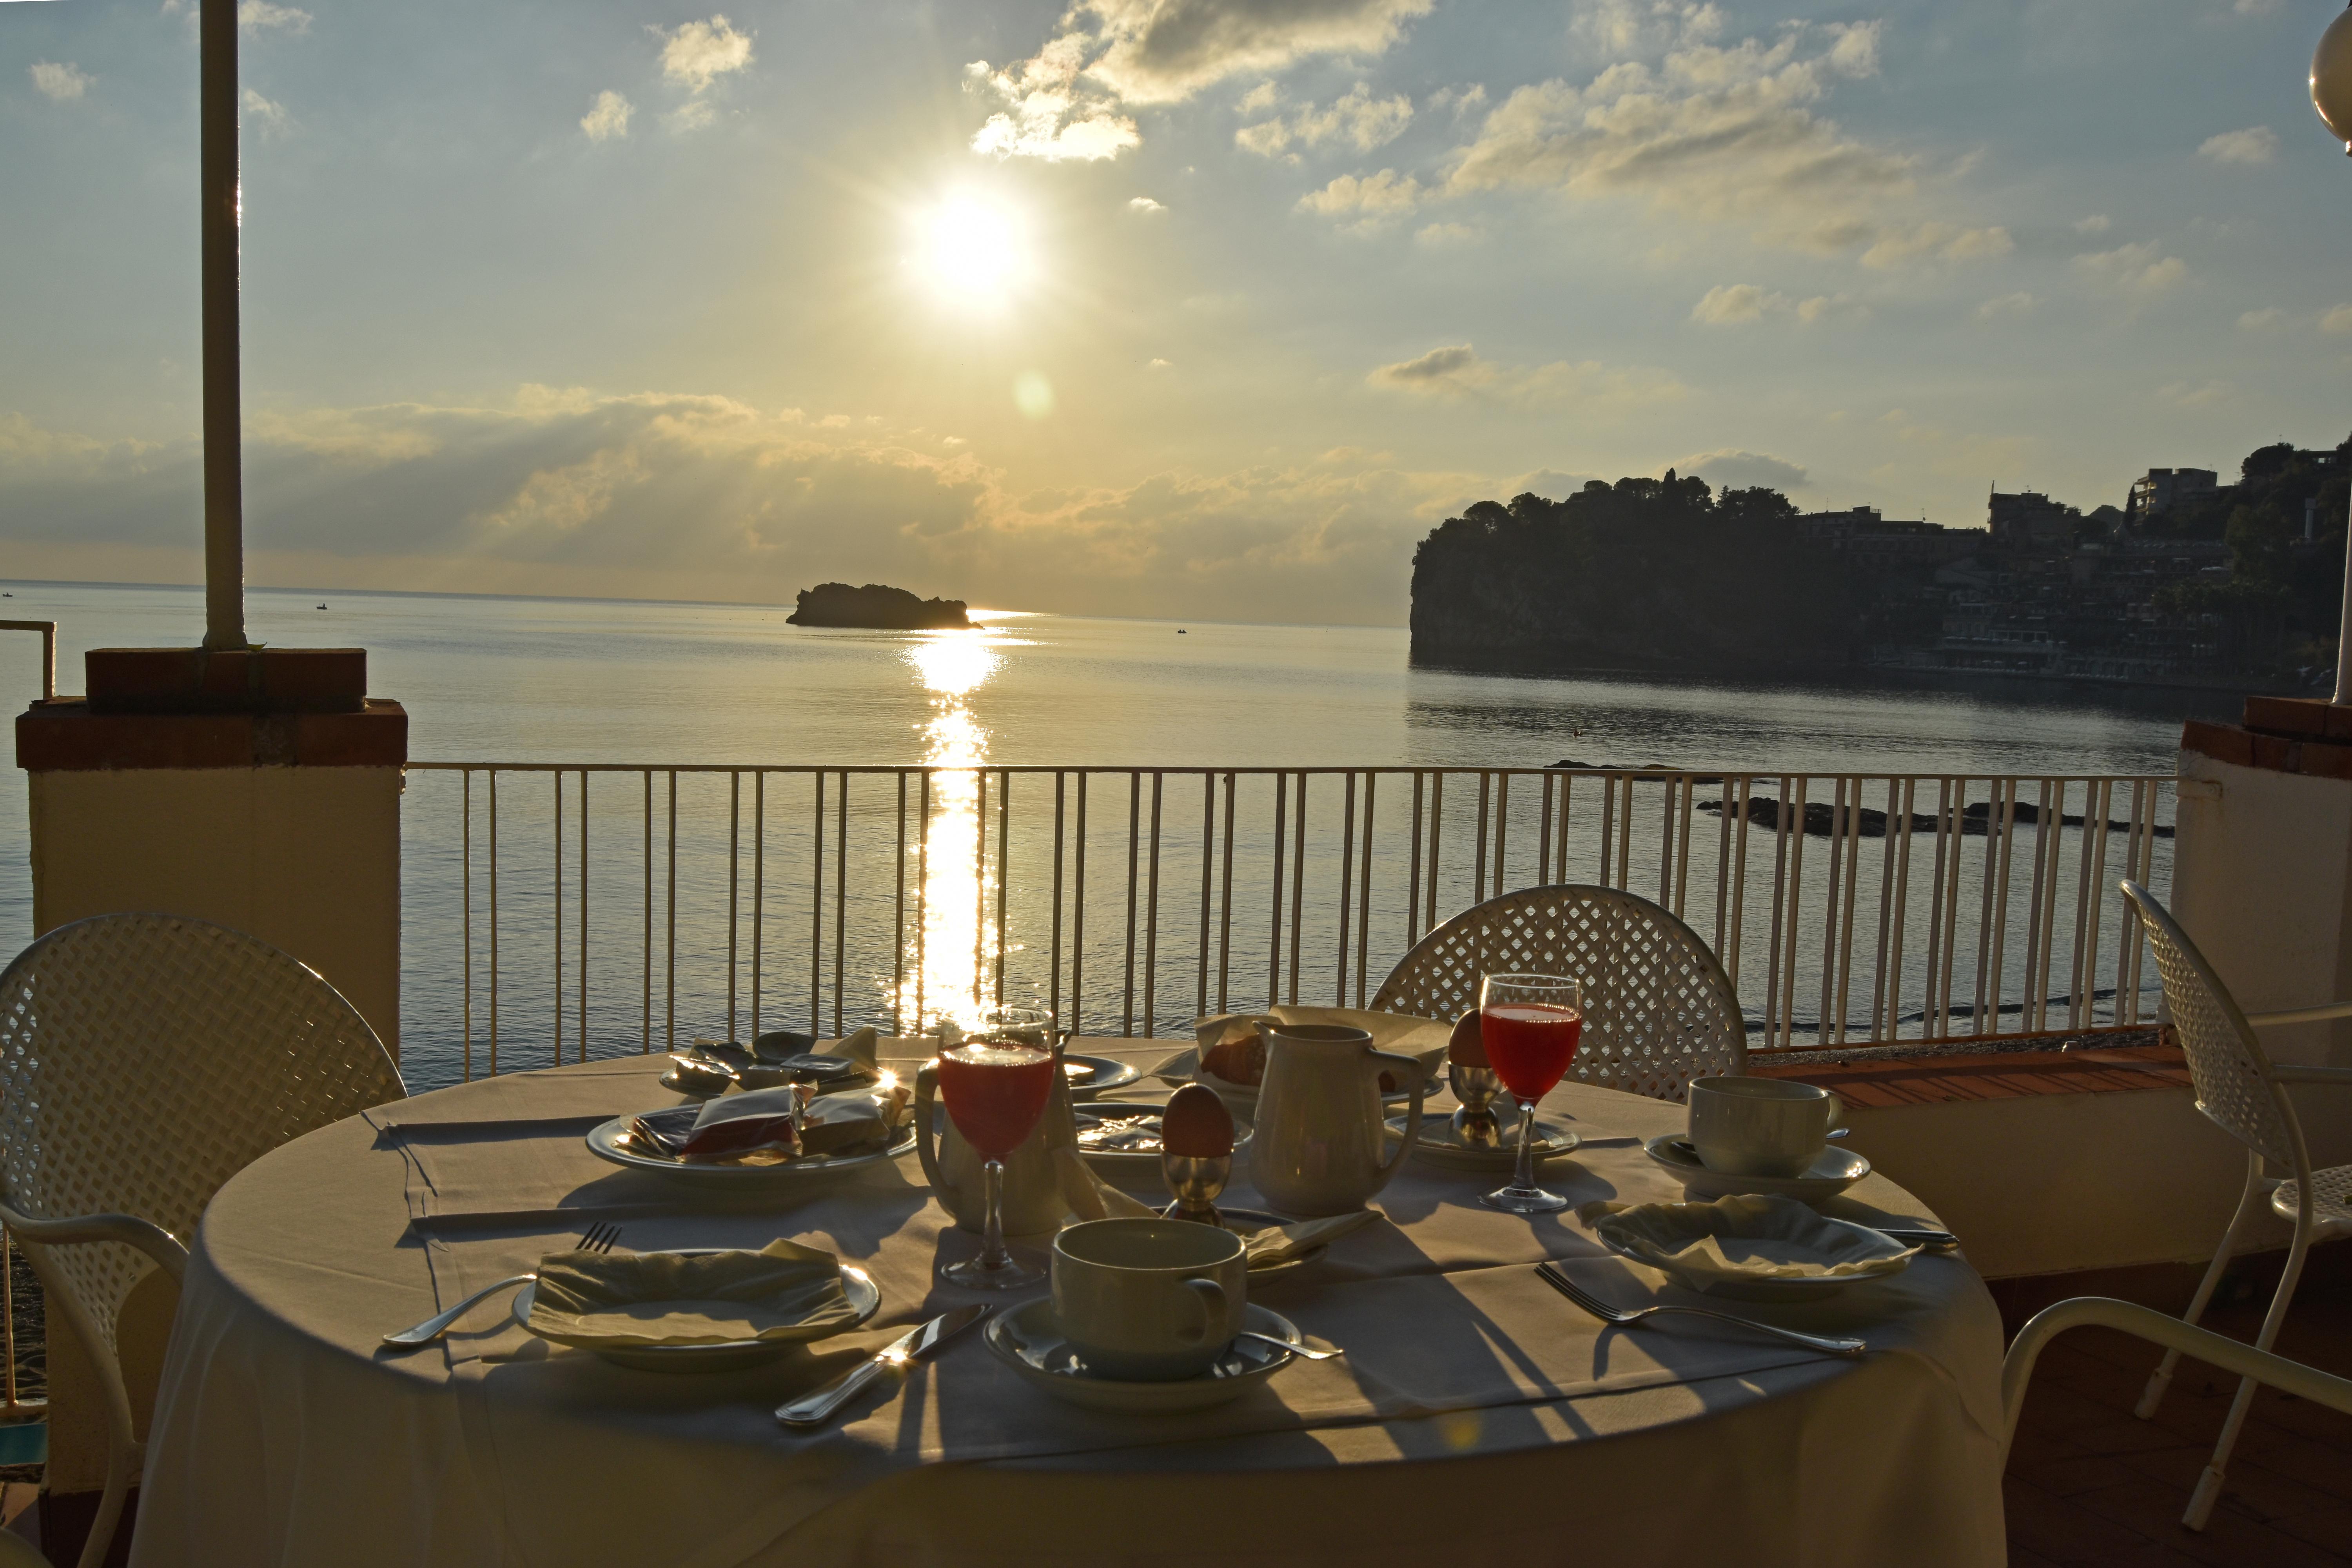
[786,583,971,631]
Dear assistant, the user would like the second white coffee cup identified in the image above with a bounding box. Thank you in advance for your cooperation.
[1051,1218,1247,1381]
[1687,1076,1844,1178]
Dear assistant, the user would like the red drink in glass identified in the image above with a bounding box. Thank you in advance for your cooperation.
[1480,1004,1584,1102]
[937,1042,1054,1158]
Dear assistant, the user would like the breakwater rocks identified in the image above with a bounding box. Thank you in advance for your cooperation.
[787,583,971,630]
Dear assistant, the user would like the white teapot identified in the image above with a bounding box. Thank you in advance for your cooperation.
[1249,1022,1423,1216]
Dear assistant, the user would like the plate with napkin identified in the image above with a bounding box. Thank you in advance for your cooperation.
[660,1026,883,1097]
[512,1239,880,1371]
[1579,1194,1918,1301]
[588,1077,916,1185]
[1148,1007,1449,1115]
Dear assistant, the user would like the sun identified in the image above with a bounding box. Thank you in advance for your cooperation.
[910,193,1034,314]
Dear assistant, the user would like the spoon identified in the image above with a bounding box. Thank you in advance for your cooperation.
[1235,1329,1342,1361]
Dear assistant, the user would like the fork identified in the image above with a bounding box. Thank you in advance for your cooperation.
[382,1221,622,1347]
[1534,1261,1866,1357]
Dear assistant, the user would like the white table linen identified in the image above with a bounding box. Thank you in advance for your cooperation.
[131,1047,2006,1567]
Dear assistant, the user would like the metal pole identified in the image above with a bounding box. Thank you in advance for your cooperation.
[200,0,248,651]
[2335,488,2352,704]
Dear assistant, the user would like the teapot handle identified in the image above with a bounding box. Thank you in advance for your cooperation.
[912,1061,948,1196]
[1368,1049,1425,1187]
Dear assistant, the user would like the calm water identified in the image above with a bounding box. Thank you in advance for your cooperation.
[0,581,2224,1087]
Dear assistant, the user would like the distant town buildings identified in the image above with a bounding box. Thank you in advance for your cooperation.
[2125,467,2221,524]
[1794,507,1978,569]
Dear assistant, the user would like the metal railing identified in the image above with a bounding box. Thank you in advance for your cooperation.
[398,765,2176,1089]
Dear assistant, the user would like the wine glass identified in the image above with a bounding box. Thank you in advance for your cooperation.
[936,1033,1056,1289]
[977,1004,1056,1051]
[1478,973,1584,1214]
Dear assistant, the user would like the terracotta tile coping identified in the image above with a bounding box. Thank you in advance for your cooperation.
[1749,1043,2190,1109]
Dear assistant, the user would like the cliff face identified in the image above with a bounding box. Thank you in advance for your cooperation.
[1409,477,1861,674]
[787,583,971,630]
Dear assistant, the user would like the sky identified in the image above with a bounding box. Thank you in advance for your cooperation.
[5,0,2352,625]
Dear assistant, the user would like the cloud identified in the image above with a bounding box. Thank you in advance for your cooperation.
[0,390,1501,626]
[241,88,292,140]
[1236,82,1414,158]
[29,62,91,103]
[1146,358,1173,370]
[1128,195,1165,212]
[2198,126,2277,166]
[236,1,312,33]
[2323,304,2352,335]
[1445,23,1920,250]
[1367,344,1685,410]
[2158,379,2234,408]
[1689,283,1836,325]
[1677,449,1808,492]
[1298,169,1422,217]
[1976,291,2037,320]
[2073,214,2111,234]
[1859,222,2013,269]
[659,16,753,93]
[581,90,633,142]
[971,0,1431,160]
[2238,307,2285,331]
[1414,221,1478,246]
[967,48,1141,162]
[1570,0,1729,59]
[2073,242,2188,298]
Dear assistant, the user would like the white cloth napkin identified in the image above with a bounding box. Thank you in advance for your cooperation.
[524,1238,860,1350]
[1580,1194,1918,1290]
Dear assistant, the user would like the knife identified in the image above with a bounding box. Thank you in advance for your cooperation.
[776,1304,990,1427]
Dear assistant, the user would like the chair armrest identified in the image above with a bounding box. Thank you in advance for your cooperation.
[0,1200,187,1283]
[2246,1000,2352,1027]
[2274,1065,2352,1088]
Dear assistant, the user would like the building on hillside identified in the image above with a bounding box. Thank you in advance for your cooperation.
[2124,468,2221,525]
[1986,490,2076,548]
[1795,506,1979,569]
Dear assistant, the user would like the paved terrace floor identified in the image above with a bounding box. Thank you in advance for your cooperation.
[1995,1247,2352,1568]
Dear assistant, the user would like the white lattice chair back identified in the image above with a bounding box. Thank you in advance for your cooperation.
[1371,884,1747,1103]
[0,913,404,1359]
[2120,881,2310,1173]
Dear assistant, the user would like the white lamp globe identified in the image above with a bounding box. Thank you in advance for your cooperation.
[2314,4,2352,150]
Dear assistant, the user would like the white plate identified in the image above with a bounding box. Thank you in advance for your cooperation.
[512,1254,880,1371]
[1073,1103,1254,1187]
[585,1114,918,1186]
[1387,1112,1580,1172]
[1062,1055,1142,1101]
[1595,1211,1911,1301]
[985,1298,1300,1412]
[1642,1135,1871,1206]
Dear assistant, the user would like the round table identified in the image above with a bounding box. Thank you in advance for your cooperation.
[130,1048,2007,1567]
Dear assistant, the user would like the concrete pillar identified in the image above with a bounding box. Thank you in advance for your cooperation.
[2175,695,2352,1176]
[12,646,405,1553]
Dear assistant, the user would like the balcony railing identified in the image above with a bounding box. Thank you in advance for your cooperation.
[397,765,2176,1089]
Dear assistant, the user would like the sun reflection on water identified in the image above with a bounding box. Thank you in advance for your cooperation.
[901,631,1002,1032]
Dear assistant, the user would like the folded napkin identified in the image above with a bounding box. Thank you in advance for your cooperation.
[1241,1210,1377,1266]
[525,1238,860,1349]
[1579,1194,1917,1290]
[628,1082,911,1164]
[1153,1007,1451,1089]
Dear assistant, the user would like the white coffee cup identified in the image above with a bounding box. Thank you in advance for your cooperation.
[1687,1076,1845,1178]
[1051,1218,1246,1381]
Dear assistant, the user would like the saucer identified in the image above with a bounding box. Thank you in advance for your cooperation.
[1642,1135,1871,1205]
[985,1298,1300,1412]
[511,1256,880,1372]
[1388,1112,1579,1172]
[1592,1204,1911,1301]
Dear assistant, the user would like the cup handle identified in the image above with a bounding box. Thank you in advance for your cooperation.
[1368,1049,1425,1184]
[1824,1089,1846,1139]
[912,1061,947,1196]
[1179,1276,1227,1345]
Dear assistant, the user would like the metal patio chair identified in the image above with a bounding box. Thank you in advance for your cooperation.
[0,914,405,1568]
[2118,880,2352,1530]
[1371,884,1746,1103]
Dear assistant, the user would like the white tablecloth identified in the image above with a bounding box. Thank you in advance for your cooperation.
[131,1047,2007,1567]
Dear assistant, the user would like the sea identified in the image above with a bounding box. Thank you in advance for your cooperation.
[0,581,2232,1089]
